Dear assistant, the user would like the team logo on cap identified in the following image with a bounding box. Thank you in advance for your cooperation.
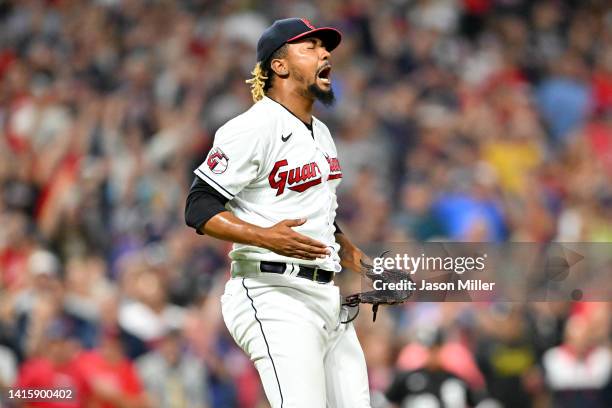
[207,147,229,174]
[301,18,315,29]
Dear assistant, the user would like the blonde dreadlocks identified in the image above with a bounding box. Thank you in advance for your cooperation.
[245,62,268,103]
[245,44,288,103]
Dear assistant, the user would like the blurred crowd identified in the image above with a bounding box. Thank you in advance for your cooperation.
[0,0,611,407]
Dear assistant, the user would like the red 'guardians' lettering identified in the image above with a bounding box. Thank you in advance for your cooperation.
[326,156,342,180]
[269,160,321,196]
[326,156,341,172]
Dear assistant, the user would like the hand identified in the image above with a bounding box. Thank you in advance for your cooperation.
[340,247,368,273]
[258,219,330,260]
[336,233,370,273]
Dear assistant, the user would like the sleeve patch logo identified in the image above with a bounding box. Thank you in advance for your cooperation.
[206,147,229,174]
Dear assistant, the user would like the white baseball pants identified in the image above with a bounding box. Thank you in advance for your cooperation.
[221,271,371,408]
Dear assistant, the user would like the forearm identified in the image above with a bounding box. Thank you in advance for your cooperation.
[186,177,329,260]
[203,212,328,260]
[201,211,266,247]
[335,229,368,273]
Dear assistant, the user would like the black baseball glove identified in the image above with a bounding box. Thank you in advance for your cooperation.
[342,258,413,322]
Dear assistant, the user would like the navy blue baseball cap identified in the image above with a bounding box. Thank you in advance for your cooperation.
[256,18,342,63]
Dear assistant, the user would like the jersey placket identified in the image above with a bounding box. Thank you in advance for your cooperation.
[310,125,337,248]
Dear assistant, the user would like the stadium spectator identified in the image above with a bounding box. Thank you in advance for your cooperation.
[542,315,612,408]
[74,326,148,408]
[15,318,90,408]
[137,328,209,408]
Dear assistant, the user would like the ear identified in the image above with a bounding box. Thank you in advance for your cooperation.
[270,58,289,77]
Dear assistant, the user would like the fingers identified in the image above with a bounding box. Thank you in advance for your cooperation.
[291,240,329,257]
[278,218,326,248]
[276,241,329,259]
[271,218,330,259]
[289,250,318,260]
[292,232,328,249]
[282,243,328,259]
[297,244,329,258]
[280,218,306,227]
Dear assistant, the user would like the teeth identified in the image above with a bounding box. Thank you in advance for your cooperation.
[319,77,330,84]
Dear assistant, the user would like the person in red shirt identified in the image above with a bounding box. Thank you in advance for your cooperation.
[15,320,90,408]
[74,327,149,408]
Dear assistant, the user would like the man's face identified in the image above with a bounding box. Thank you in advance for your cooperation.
[284,37,335,106]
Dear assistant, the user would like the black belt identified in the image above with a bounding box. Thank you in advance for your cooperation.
[260,261,334,284]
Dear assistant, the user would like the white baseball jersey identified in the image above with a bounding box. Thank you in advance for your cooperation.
[195,96,343,272]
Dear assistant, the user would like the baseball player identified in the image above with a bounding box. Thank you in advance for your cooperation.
[185,18,371,407]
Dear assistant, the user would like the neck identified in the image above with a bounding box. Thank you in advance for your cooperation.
[266,86,314,125]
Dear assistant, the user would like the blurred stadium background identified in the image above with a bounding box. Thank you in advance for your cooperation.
[0,0,611,407]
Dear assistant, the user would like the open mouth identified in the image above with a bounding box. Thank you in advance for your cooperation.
[316,65,332,85]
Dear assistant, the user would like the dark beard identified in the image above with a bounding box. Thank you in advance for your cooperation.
[307,83,335,107]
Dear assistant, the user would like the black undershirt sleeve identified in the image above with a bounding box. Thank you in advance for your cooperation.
[334,221,343,234]
[185,176,229,235]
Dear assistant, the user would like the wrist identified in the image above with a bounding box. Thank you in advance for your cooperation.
[248,225,268,248]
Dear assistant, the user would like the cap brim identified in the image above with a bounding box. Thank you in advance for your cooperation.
[286,27,342,52]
